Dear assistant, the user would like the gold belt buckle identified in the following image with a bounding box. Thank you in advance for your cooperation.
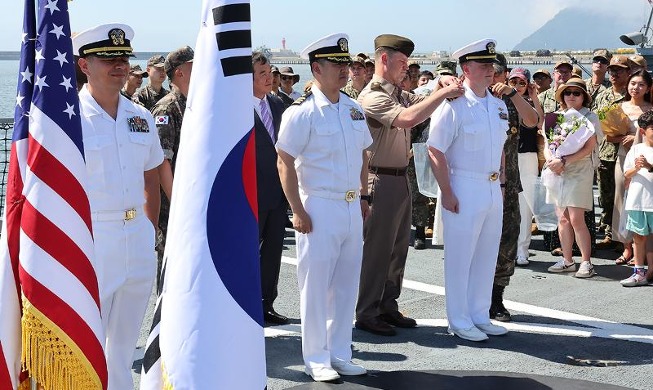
[489,172,499,181]
[345,190,356,202]
[124,208,136,221]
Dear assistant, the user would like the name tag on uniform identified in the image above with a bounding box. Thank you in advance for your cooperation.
[350,107,365,121]
[128,116,150,133]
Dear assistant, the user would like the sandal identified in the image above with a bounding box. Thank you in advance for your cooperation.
[615,255,631,265]
[627,258,636,266]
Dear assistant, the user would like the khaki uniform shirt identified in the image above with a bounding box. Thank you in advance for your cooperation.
[357,75,425,168]
[593,88,625,161]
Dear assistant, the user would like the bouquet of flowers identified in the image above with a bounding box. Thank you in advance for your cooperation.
[541,108,595,197]
[597,104,630,137]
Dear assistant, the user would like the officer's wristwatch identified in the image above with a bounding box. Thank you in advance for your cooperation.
[505,88,518,98]
[360,195,372,205]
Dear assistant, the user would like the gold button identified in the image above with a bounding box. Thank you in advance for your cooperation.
[345,191,356,202]
[511,126,518,134]
[125,208,136,221]
[489,172,499,181]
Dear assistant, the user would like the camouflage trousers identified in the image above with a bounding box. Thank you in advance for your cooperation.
[407,159,431,228]
[156,193,170,288]
[495,189,520,287]
[597,160,616,237]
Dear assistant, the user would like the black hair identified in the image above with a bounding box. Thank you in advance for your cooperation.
[625,69,653,103]
[638,109,653,129]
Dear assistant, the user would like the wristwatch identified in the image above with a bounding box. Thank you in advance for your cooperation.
[360,195,372,204]
[505,88,517,98]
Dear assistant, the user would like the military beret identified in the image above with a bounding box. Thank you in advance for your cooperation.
[301,33,352,63]
[374,34,414,57]
[452,38,499,64]
[72,23,134,58]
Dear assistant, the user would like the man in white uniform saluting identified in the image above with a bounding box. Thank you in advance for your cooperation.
[428,38,509,342]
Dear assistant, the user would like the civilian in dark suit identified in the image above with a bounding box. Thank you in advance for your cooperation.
[253,52,289,325]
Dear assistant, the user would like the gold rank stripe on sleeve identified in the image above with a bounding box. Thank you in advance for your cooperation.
[292,91,312,106]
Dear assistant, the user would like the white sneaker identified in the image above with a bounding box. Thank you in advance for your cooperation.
[448,326,489,342]
[575,261,596,278]
[304,366,340,382]
[547,259,576,273]
[475,322,509,336]
[620,271,648,287]
[516,256,530,266]
[331,360,367,376]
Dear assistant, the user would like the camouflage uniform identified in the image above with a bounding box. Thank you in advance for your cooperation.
[133,84,170,111]
[151,88,186,265]
[494,97,521,287]
[341,80,362,100]
[538,88,559,114]
[584,77,610,103]
[407,119,431,229]
[592,88,625,237]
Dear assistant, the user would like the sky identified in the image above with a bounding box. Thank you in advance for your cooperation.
[0,0,650,53]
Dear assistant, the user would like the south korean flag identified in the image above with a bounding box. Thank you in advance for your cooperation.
[155,115,169,125]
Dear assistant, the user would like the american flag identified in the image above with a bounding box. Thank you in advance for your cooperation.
[0,0,107,389]
[141,0,266,388]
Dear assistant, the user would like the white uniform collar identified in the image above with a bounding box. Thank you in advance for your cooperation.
[80,84,138,118]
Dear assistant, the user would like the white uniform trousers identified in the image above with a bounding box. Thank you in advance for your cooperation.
[517,152,539,259]
[442,175,503,330]
[296,195,363,369]
[93,213,156,390]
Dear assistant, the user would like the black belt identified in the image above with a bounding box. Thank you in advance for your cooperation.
[369,166,408,176]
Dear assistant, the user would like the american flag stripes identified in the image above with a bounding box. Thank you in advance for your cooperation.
[0,0,107,389]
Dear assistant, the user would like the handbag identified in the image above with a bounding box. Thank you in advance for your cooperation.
[412,142,440,198]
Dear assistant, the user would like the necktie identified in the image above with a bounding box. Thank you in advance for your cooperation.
[259,98,275,142]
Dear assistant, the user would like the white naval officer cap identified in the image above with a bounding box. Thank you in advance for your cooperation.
[72,23,135,58]
[300,33,352,64]
[452,38,500,64]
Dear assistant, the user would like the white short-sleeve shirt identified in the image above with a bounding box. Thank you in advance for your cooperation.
[427,85,508,174]
[624,143,653,211]
[79,85,164,212]
[276,85,372,193]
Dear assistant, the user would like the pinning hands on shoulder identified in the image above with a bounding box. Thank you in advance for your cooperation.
[491,82,514,98]
[438,75,459,87]
[292,209,313,234]
[440,80,465,99]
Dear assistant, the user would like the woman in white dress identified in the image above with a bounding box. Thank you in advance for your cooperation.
[610,70,653,265]
[543,77,600,278]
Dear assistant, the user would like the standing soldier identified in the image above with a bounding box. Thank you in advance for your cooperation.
[428,38,508,342]
[276,33,372,382]
[341,55,367,99]
[73,23,164,389]
[538,61,573,114]
[489,67,539,322]
[133,54,169,110]
[121,64,147,100]
[151,46,194,286]
[585,49,612,102]
[355,34,463,336]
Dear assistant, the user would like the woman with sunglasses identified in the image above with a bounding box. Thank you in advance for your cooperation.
[544,77,601,278]
[508,68,544,267]
[610,70,653,266]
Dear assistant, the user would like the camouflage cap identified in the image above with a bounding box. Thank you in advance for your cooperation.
[533,69,552,79]
[629,54,647,68]
[355,52,369,60]
[374,34,415,57]
[270,65,280,74]
[434,60,457,76]
[408,60,420,68]
[129,64,148,77]
[364,58,375,66]
[592,49,612,62]
[164,46,194,78]
[350,56,366,66]
[554,60,572,70]
[147,54,166,68]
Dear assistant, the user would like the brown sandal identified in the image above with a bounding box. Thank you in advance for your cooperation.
[615,255,631,265]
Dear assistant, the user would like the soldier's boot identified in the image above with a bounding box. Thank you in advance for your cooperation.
[489,284,511,322]
[414,226,426,250]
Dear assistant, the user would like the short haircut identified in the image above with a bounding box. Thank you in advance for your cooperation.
[375,46,399,62]
[252,51,269,67]
[638,109,653,129]
[419,70,434,79]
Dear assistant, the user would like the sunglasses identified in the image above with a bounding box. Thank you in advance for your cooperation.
[281,75,294,81]
[563,90,583,97]
[593,58,609,65]
[508,79,527,87]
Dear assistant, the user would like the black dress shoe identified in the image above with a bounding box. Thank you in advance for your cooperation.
[264,309,289,325]
[355,317,396,336]
[413,238,426,250]
[379,311,417,328]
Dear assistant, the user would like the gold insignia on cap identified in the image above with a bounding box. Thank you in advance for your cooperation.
[338,38,348,52]
[486,42,496,54]
[109,28,125,46]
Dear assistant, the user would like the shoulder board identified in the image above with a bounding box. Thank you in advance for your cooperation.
[292,91,313,106]
[370,82,383,91]
[340,89,353,99]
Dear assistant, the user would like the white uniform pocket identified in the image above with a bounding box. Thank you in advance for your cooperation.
[461,124,484,151]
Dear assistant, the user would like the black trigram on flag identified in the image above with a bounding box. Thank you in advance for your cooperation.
[213,3,252,77]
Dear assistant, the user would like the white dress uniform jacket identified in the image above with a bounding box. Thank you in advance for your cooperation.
[427,85,508,331]
[79,85,164,390]
[276,86,372,370]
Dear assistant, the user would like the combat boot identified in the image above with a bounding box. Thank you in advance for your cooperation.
[489,284,511,322]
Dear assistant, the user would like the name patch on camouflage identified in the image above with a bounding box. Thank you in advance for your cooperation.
[128,116,150,132]
[155,115,169,125]
[350,107,365,120]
